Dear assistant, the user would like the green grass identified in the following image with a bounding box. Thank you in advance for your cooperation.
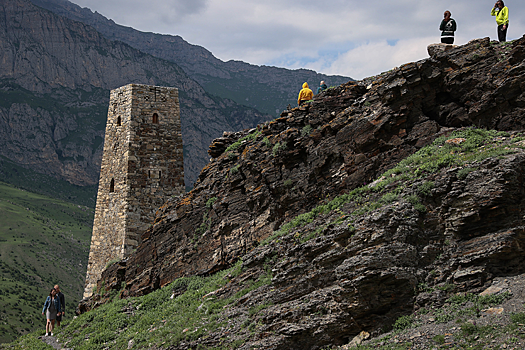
[392,315,415,331]
[272,141,287,156]
[262,128,522,245]
[1,260,274,349]
[0,332,53,350]
[0,182,93,342]
[32,260,273,350]
[0,156,97,208]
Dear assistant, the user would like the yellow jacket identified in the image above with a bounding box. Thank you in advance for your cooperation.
[297,82,314,105]
[491,6,509,25]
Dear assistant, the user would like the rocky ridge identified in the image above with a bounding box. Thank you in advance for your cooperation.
[30,0,351,117]
[75,36,525,349]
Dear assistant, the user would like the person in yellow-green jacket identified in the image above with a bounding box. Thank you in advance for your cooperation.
[491,1,509,42]
[297,82,313,106]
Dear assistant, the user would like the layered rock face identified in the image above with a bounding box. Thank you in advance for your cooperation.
[203,150,525,349]
[86,36,525,348]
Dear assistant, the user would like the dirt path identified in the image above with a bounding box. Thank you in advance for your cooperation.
[39,334,70,350]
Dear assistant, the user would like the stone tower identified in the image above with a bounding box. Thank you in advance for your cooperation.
[84,84,184,298]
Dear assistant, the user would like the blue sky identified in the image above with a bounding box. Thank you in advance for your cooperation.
[70,0,525,79]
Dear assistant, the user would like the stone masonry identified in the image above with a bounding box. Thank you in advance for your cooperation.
[83,84,184,298]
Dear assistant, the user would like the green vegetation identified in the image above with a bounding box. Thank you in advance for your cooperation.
[195,211,211,237]
[283,179,293,187]
[195,197,218,240]
[272,142,287,156]
[230,164,241,174]
[347,290,522,350]
[392,315,415,331]
[0,156,97,208]
[301,125,313,136]
[262,128,522,245]
[206,197,218,208]
[432,334,445,344]
[225,130,262,154]
[0,332,53,350]
[16,260,273,350]
[457,166,476,179]
[0,182,93,343]
[0,80,106,208]
[431,292,513,324]
[416,181,434,196]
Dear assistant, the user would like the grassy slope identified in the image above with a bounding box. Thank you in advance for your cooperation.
[0,181,93,343]
[2,129,525,349]
[0,155,97,208]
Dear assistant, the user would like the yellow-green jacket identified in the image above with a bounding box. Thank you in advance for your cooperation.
[491,6,509,25]
[297,82,313,105]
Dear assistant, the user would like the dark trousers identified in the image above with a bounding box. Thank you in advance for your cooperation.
[441,37,454,44]
[498,24,508,42]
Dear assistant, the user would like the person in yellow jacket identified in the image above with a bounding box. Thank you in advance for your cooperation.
[297,82,313,106]
[491,1,509,42]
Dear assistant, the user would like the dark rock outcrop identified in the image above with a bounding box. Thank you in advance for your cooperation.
[84,36,525,348]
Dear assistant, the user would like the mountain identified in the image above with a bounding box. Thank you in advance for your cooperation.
[57,36,525,349]
[30,0,351,117]
[0,181,93,343]
[0,0,270,189]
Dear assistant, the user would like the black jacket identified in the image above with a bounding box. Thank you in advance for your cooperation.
[440,19,457,37]
[57,291,65,313]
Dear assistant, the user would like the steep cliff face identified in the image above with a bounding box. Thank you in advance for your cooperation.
[30,0,351,117]
[79,36,525,348]
[114,36,525,294]
[0,0,269,187]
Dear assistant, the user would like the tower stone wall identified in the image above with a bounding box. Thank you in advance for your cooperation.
[84,84,184,298]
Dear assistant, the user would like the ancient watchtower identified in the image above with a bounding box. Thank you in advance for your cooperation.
[84,84,184,298]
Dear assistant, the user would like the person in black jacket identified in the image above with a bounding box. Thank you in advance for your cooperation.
[440,10,457,44]
[54,285,65,327]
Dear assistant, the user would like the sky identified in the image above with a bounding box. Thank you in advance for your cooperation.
[69,0,525,80]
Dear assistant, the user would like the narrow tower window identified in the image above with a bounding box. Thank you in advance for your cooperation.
[109,178,115,193]
[117,116,121,126]
[152,113,159,124]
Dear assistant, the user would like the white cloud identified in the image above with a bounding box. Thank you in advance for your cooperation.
[70,0,525,79]
[310,37,433,80]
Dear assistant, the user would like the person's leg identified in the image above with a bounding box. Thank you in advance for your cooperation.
[441,37,454,44]
[498,24,507,42]
[50,320,55,335]
[46,319,51,335]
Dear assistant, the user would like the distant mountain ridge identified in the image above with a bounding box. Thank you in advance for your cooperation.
[0,0,269,188]
[30,0,352,117]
